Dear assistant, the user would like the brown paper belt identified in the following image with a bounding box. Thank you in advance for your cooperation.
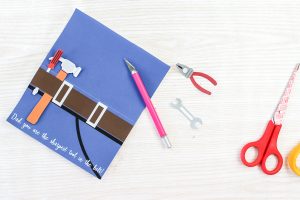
[29,68,133,144]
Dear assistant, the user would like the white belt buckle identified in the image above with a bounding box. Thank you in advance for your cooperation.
[86,102,108,128]
[52,81,73,107]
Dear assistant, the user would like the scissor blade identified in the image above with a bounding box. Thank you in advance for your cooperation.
[273,64,299,125]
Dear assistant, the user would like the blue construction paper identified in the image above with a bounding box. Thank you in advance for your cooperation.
[7,9,169,178]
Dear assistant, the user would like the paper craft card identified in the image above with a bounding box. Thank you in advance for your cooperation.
[7,9,169,179]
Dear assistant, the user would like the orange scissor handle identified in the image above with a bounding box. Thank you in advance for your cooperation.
[240,120,283,175]
[190,72,217,95]
[288,143,300,176]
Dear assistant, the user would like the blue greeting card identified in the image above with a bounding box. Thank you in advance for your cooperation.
[7,9,169,179]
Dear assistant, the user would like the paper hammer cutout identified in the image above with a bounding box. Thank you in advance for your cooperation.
[27,56,82,124]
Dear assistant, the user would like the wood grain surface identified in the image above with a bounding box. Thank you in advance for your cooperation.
[1,0,300,199]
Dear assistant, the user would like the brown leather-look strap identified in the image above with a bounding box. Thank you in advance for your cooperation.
[30,68,133,143]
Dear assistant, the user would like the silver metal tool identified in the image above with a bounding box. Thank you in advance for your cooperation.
[177,63,194,78]
[171,98,202,129]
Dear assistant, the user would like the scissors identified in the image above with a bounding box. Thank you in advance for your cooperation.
[176,63,217,95]
[241,64,299,175]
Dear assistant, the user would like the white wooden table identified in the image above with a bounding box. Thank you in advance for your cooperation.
[2,0,300,199]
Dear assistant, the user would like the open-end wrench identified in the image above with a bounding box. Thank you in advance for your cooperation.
[171,98,202,129]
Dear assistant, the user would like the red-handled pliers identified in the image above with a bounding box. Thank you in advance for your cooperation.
[176,63,217,95]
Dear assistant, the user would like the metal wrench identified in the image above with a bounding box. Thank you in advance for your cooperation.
[170,98,202,129]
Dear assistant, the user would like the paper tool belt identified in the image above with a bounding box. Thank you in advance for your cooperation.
[29,68,133,144]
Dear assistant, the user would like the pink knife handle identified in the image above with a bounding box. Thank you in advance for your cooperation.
[132,72,167,138]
